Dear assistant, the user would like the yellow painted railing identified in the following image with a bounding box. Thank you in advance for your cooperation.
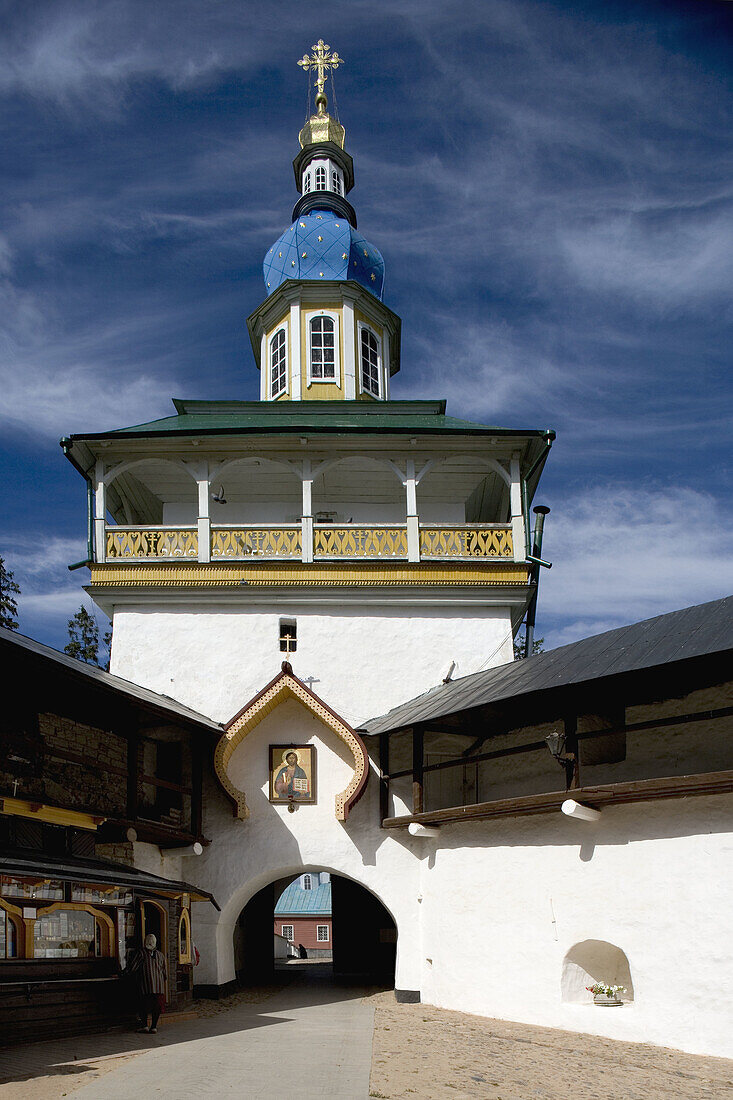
[314,526,408,559]
[106,527,198,559]
[420,525,513,559]
[103,524,514,563]
[211,526,302,559]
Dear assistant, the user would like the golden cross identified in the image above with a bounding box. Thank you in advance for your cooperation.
[297,39,343,101]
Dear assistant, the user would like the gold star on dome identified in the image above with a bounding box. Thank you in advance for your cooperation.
[317,235,323,242]
[300,222,306,228]
[319,272,324,277]
[371,273,376,281]
[316,214,323,219]
[279,252,282,257]
[363,249,368,257]
[291,260,296,267]
[341,252,348,260]
[335,223,340,227]
[302,252,307,257]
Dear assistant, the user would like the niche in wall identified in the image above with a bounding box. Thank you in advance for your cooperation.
[561,939,634,1003]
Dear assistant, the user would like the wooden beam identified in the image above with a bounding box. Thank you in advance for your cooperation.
[412,726,424,815]
[564,714,579,790]
[379,732,389,825]
[381,769,733,829]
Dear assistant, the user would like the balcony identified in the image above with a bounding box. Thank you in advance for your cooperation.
[104,523,514,563]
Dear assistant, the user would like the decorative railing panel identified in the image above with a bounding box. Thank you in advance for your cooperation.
[314,526,408,559]
[419,525,513,559]
[106,527,198,559]
[211,526,302,559]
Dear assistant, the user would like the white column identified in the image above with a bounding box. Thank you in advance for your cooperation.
[509,454,525,562]
[197,463,210,563]
[301,459,313,563]
[94,460,107,563]
[290,301,302,400]
[342,298,356,400]
[260,333,267,400]
[405,458,420,562]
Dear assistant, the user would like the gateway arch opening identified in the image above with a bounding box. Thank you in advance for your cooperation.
[234,871,397,987]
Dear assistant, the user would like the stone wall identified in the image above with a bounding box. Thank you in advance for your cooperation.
[39,713,127,815]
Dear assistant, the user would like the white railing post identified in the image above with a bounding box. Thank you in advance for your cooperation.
[94,461,107,563]
[301,459,313,563]
[405,458,420,563]
[197,462,210,563]
[510,454,525,562]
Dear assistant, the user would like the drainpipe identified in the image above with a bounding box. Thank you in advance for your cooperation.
[521,431,555,561]
[60,438,95,568]
[525,505,550,659]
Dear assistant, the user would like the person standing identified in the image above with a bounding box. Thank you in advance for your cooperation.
[127,932,167,1033]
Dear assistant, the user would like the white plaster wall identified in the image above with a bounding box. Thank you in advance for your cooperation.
[415,794,733,1059]
[176,699,424,994]
[110,602,514,726]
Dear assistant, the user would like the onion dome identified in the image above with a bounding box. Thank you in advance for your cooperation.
[263,210,385,298]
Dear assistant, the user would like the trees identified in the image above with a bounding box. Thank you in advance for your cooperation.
[513,632,544,660]
[65,606,112,668]
[0,556,20,631]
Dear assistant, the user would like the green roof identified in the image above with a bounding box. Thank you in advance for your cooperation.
[65,400,555,441]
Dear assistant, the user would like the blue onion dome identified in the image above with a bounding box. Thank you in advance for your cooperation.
[263,209,385,299]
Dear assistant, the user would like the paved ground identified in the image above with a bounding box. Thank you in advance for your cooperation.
[0,969,375,1100]
[2,973,733,1100]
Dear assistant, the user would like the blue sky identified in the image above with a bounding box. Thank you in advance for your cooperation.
[0,0,731,654]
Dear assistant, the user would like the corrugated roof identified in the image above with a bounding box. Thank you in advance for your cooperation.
[274,880,332,915]
[0,627,223,733]
[360,595,733,735]
[65,399,554,441]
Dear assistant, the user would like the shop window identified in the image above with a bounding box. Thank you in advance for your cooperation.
[178,908,192,963]
[317,925,329,942]
[0,905,20,958]
[1,875,64,901]
[34,908,98,958]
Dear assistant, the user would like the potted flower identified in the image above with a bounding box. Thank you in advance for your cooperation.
[586,982,625,1006]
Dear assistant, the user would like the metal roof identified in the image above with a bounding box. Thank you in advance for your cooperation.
[0,850,219,908]
[63,399,555,443]
[0,627,223,734]
[274,880,332,916]
[360,595,733,735]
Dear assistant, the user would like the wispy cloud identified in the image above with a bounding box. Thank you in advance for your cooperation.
[538,483,733,648]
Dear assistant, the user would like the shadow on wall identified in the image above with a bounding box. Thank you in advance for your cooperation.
[562,939,634,1003]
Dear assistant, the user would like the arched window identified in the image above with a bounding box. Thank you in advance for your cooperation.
[303,171,311,194]
[302,874,312,891]
[309,315,337,381]
[270,328,287,398]
[315,165,327,191]
[360,326,381,397]
[32,904,114,959]
[178,908,192,963]
[332,171,342,195]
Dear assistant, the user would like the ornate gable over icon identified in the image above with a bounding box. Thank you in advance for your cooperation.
[214,661,370,821]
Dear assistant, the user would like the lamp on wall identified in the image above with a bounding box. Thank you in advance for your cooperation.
[545,730,566,760]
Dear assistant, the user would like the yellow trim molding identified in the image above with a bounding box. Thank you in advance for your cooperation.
[215,664,369,822]
[90,561,530,588]
[0,796,105,831]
